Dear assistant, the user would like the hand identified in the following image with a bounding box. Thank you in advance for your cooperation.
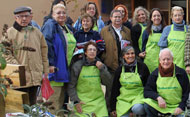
[43,73,48,79]
[173,107,183,115]
[111,111,117,117]
[96,61,103,69]
[186,66,190,74]
[75,101,85,113]
[49,66,55,73]
[157,96,166,108]
[139,51,146,58]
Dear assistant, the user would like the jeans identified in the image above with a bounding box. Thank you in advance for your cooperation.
[144,103,185,117]
[121,104,146,117]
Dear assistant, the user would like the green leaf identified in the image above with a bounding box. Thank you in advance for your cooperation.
[0,55,6,69]
[23,104,32,113]
[0,84,7,98]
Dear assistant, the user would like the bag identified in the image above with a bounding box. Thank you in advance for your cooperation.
[41,77,54,100]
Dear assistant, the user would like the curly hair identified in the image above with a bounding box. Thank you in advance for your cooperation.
[132,6,149,26]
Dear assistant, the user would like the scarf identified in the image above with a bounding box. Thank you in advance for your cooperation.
[158,63,174,77]
[151,24,162,32]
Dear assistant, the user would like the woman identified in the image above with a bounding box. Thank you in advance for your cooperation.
[74,13,105,58]
[140,8,166,73]
[131,6,149,57]
[68,41,111,116]
[105,4,132,30]
[73,2,104,33]
[144,48,189,117]
[43,0,73,26]
[41,3,76,114]
[110,46,150,117]
[158,6,188,70]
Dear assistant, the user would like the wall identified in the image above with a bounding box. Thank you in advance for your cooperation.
[0,0,88,36]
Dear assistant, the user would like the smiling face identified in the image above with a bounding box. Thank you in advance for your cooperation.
[123,49,135,64]
[82,16,93,32]
[85,44,97,61]
[151,10,162,26]
[110,11,122,28]
[52,7,67,25]
[159,50,173,70]
[137,10,146,23]
[86,4,96,17]
[172,10,183,24]
[15,11,32,27]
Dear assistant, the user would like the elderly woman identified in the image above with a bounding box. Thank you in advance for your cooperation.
[131,6,149,57]
[68,41,111,116]
[74,13,105,58]
[73,2,104,33]
[105,4,132,30]
[158,6,188,70]
[41,3,76,114]
[110,46,150,117]
[140,8,166,73]
[144,48,190,117]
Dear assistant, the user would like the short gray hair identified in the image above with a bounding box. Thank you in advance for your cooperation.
[159,48,173,58]
[171,6,184,17]
[110,9,122,17]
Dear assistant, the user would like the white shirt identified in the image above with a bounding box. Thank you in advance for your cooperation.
[112,25,122,41]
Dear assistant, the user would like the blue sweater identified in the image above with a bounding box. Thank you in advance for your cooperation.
[158,20,188,49]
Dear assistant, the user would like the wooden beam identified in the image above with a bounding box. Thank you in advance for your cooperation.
[0,64,26,87]
[131,0,135,17]
[5,89,29,113]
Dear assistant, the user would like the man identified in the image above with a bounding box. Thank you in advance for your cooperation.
[1,6,49,105]
[144,48,190,117]
[100,9,132,112]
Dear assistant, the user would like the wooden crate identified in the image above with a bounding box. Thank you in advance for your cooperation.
[0,64,26,87]
[5,89,29,113]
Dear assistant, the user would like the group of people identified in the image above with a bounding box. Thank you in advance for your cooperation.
[1,0,190,116]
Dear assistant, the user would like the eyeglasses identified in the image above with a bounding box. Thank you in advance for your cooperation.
[16,14,31,19]
[87,48,97,52]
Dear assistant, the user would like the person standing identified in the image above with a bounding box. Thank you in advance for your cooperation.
[140,8,166,73]
[41,4,74,114]
[131,6,149,57]
[100,9,131,112]
[158,6,188,70]
[1,6,49,105]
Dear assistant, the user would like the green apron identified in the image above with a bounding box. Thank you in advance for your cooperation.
[167,24,186,69]
[144,31,161,73]
[138,23,146,51]
[74,66,108,117]
[93,23,98,32]
[144,67,183,114]
[116,65,144,117]
[65,25,76,65]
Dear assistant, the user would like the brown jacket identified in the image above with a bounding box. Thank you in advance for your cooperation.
[2,26,49,87]
[101,24,131,72]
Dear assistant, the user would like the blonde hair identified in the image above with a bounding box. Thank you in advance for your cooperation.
[52,3,66,12]
[132,6,149,26]
[171,6,184,17]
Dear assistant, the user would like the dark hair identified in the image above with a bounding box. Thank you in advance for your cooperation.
[82,2,99,20]
[80,13,94,30]
[146,8,166,35]
[84,41,97,53]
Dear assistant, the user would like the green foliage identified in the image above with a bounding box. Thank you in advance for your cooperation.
[0,43,6,69]
[0,78,7,99]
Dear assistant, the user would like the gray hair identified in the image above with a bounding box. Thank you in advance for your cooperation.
[53,3,66,12]
[171,6,184,17]
[159,48,173,58]
[132,6,149,26]
[110,9,123,17]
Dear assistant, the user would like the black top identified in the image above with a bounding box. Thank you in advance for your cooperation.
[131,24,142,56]
[110,61,150,111]
[144,65,190,111]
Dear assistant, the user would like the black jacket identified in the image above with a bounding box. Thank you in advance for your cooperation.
[110,61,150,111]
[144,65,190,111]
